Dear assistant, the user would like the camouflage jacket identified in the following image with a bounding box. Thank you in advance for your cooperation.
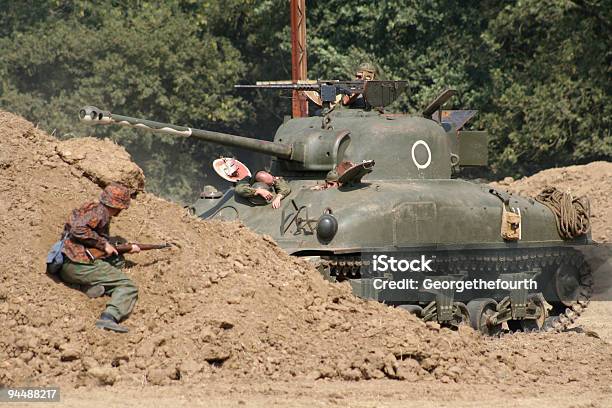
[235,176,291,199]
[62,202,111,263]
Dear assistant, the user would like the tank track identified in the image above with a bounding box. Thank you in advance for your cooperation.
[316,246,592,334]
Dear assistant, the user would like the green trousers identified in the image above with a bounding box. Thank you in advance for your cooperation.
[60,256,138,322]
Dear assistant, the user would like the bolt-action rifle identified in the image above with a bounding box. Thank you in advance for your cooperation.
[87,242,172,260]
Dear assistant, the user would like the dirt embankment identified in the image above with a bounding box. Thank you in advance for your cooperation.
[1,110,611,390]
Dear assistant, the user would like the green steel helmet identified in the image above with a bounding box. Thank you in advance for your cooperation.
[356,62,376,80]
[201,185,222,199]
[248,182,274,206]
[325,169,339,183]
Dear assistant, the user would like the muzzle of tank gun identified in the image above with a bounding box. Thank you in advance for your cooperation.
[76,105,299,162]
[79,106,113,124]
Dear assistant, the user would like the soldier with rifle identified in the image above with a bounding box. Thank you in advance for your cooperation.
[57,183,168,333]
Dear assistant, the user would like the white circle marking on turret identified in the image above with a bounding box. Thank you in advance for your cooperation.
[411,140,432,169]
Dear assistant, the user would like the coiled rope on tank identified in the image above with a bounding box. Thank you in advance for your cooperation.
[535,187,590,239]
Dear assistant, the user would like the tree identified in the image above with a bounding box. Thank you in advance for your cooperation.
[0,2,250,201]
[482,0,612,174]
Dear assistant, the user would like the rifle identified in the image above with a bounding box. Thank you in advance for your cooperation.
[86,242,172,260]
[235,80,408,108]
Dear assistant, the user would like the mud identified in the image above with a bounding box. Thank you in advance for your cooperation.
[1,110,612,398]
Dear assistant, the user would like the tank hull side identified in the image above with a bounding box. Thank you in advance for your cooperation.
[194,179,583,254]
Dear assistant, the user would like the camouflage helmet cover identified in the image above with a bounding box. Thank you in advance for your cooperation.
[100,183,131,209]
[356,62,376,79]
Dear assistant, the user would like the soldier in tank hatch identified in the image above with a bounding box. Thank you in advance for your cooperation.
[311,161,355,191]
[311,169,341,191]
[235,170,291,209]
[342,62,377,109]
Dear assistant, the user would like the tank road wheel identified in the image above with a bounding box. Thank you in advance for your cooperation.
[507,294,548,332]
[449,302,470,327]
[398,304,423,317]
[466,299,502,336]
[554,264,582,306]
[520,294,547,332]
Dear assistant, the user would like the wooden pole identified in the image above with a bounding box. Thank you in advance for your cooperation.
[290,0,308,117]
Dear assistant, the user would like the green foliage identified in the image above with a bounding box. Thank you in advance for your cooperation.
[0,1,250,201]
[481,0,612,174]
[0,0,609,201]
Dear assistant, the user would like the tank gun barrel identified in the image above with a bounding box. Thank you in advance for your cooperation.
[79,106,294,160]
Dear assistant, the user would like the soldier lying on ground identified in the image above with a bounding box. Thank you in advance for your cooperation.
[59,183,139,333]
[235,170,291,209]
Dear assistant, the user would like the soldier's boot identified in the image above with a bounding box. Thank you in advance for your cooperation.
[95,312,129,333]
[84,285,105,299]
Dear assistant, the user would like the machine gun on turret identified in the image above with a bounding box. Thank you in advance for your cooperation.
[235,80,408,110]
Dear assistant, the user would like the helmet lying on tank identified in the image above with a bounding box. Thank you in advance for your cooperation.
[201,185,222,199]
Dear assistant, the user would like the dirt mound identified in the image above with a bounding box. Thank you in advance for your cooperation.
[1,110,611,390]
[490,162,612,242]
[56,137,145,191]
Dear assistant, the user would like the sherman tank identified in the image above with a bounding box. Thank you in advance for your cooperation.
[79,80,593,335]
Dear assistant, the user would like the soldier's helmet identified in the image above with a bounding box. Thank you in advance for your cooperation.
[325,169,339,183]
[100,183,131,209]
[201,185,222,199]
[356,62,376,80]
[248,181,274,206]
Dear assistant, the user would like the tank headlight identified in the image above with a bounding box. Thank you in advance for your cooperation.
[317,213,338,244]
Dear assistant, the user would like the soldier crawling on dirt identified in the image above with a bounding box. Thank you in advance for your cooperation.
[59,183,140,333]
[235,170,291,209]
